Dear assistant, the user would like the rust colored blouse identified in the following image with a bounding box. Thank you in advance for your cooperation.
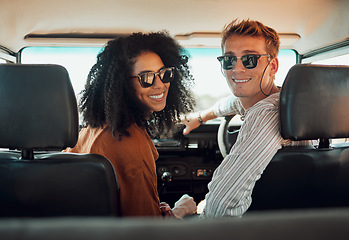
[65,124,161,217]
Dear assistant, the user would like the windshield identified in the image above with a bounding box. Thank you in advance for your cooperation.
[21,47,296,111]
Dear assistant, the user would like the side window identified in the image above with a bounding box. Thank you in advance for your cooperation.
[1,47,17,63]
[312,53,349,66]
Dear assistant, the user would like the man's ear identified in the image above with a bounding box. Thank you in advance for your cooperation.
[269,57,279,77]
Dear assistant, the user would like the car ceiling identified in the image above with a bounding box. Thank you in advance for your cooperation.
[1,0,348,55]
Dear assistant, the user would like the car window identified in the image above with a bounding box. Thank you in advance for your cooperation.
[312,53,349,66]
[21,47,296,112]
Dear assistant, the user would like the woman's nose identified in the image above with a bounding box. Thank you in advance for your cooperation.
[152,75,165,88]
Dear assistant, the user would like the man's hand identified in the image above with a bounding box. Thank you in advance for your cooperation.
[180,113,202,135]
[181,109,217,135]
[172,194,197,217]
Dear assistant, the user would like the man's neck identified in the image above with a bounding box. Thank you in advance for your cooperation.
[240,85,280,110]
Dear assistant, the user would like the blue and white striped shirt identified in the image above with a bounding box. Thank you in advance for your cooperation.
[201,92,312,218]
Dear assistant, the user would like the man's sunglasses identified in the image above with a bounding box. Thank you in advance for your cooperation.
[131,67,175,88]
[217,54,270,70]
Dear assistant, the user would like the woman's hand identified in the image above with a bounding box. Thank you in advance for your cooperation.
[160,202,175,217]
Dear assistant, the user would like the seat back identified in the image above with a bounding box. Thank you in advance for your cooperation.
[0,64,120,217]
[249,64,349,211]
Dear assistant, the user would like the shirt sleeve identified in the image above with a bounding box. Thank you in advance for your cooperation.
[201,105,283,218]
[213,95,245,117]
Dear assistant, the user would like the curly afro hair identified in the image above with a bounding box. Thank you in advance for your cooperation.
[79,31,196,139]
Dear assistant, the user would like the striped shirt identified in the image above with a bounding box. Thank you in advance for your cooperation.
[201,92,312,218]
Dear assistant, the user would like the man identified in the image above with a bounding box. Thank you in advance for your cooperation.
[182,19,311,218]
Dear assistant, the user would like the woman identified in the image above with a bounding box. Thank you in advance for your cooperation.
[65,31,197,217]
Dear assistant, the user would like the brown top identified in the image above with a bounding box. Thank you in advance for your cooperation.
[65,124,161,217]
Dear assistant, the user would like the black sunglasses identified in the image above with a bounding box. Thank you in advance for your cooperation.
[131,67,175,88]
[217,54,270,70]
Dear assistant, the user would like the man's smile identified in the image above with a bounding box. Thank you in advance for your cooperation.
[232,78,251,83]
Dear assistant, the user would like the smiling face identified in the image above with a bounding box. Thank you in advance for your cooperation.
[223,35,279,108]
[131,51,170,113]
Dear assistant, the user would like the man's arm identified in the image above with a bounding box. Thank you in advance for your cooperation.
[181,107,218,135]
[202,106,283,218]
[181,95,240,135]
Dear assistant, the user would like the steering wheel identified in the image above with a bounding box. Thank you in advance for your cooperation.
[217,115,240,158]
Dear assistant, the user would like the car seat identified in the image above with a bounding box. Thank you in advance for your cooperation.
[0,64,120,217]
[249,64,349,211]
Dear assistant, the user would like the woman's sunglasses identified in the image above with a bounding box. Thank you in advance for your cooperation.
[131,67,175,88]
[217,54,270,70]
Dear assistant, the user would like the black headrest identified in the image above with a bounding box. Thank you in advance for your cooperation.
[280,64,349,141]
[0,64,78,150]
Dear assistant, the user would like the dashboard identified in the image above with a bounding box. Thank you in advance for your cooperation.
[155,121,225,206]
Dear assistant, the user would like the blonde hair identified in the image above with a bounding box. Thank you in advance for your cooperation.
[221,19,280,58]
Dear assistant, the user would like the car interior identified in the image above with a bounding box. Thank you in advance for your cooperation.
[0,0,349,239]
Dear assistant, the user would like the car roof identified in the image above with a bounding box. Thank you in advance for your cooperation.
[0,0,348,55]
